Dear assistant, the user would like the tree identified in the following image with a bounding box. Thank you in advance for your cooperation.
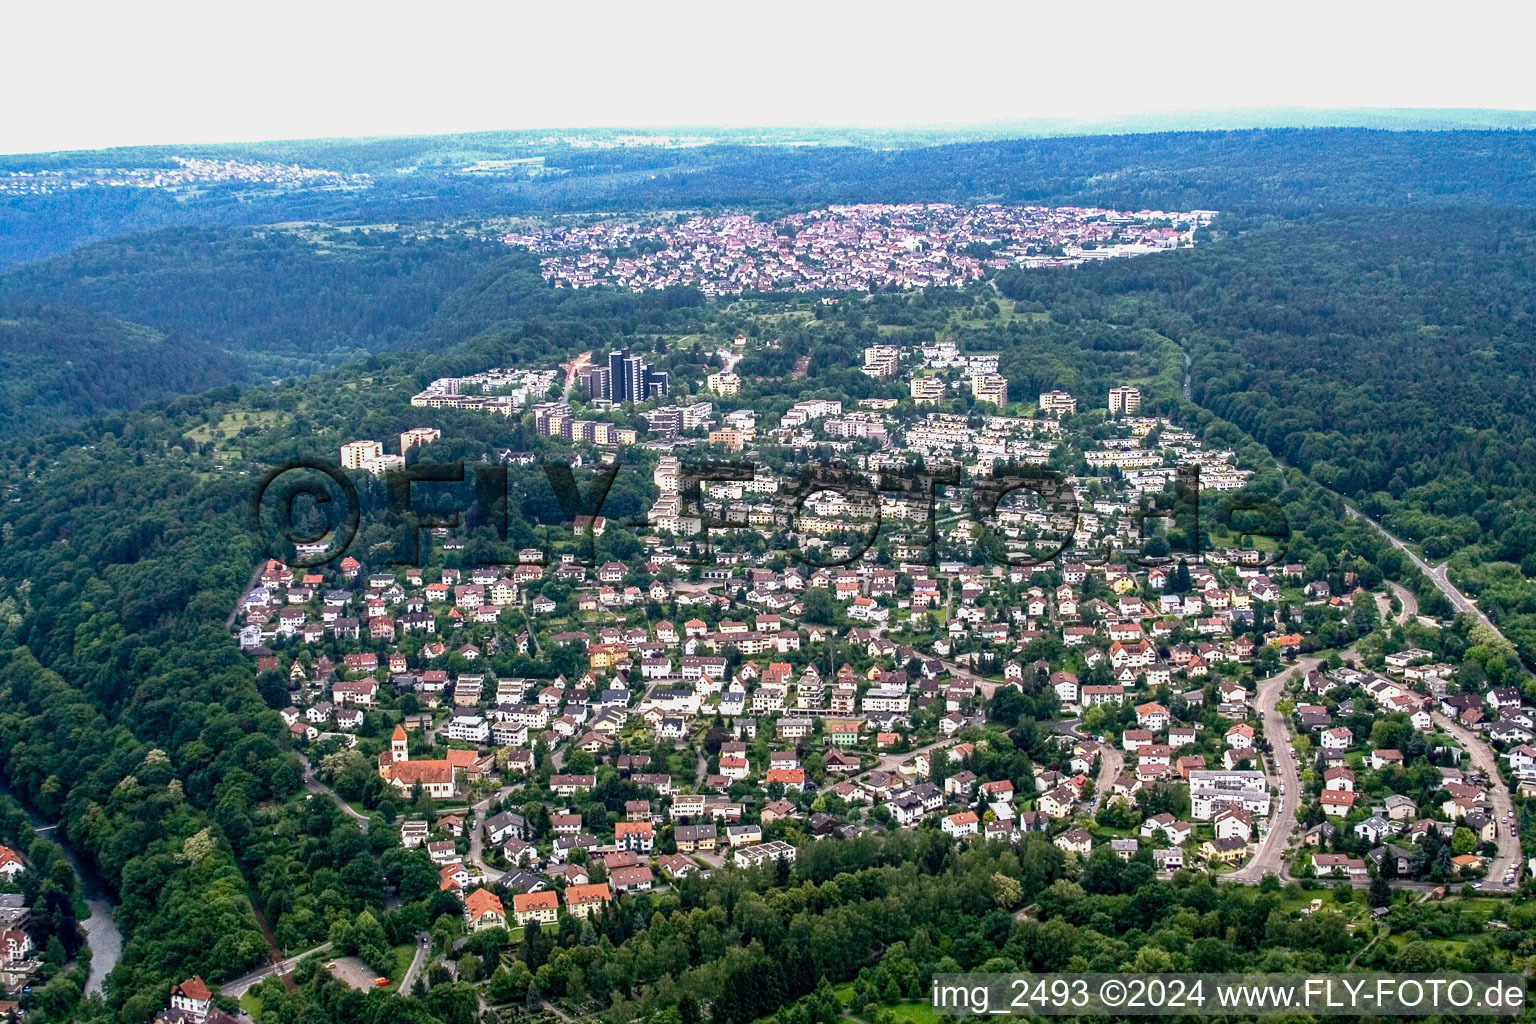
[489,961,532,1004]
[990,872,1022,909]
[801,589,836,625]
[1451,827,1477,856]
[1369,875,1392,909]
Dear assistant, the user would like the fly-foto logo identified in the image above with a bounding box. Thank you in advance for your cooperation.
[249,458,1290,572]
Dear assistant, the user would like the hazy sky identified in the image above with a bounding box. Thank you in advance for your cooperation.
[6,0,1536,154]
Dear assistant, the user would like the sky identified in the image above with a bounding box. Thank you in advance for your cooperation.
[6,0,1536,154]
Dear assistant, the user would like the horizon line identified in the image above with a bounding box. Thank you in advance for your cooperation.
[6,104,1536,160]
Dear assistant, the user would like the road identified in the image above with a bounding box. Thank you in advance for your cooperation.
[1217,646,1520,894]
[218,941,333,997]
[559,351,593,398]
[858,733,960,778]
[465,784,522,884]
[1386,581,1418,624]
[1091,740,1123,804]
[1228,656,1325,883]
[398,932,431,995]
[301,757,371,832]
[1343,505,1512,643]
[1433,712,1521,891]
[935,655,1003,699]
[226,561,269,631]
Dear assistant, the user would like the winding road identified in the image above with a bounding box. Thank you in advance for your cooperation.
[1432,712,1521,889]
[1223,644,1519,893]
[856,733,965,779]
[1344,506,1510,642]
[466,784,523,884]
[301,757,371,832]
[1386,581,1418,624]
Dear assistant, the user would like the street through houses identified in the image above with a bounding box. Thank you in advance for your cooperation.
[1223,647,1520,893]
[1433,712,1521,889]
[1228,655,1325,884]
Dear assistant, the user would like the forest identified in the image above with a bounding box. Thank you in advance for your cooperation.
[12,127,1536,265]
[0,305,241,438]
[0,227,504,376]
[996,207,1536,662]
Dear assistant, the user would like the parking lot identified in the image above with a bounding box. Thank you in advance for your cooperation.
[326,956,384,993]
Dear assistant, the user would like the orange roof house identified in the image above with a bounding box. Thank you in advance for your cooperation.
[765,768,806,788]
[463,888,506,931]
[563,882,612,918]
[511,890,558,925]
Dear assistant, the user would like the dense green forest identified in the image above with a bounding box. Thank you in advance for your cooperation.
[0,306,241,437]
[12,128,1536,265]
[0,228,503,376]
[995,207,1536,660]
[0,226,717,436]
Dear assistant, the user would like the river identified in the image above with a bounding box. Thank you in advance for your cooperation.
[3,789,122,996]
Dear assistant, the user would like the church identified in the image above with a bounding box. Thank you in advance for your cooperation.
[377,725,460,799]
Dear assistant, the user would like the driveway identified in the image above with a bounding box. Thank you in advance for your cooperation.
[218,942,332,998]
[398,932,431,994]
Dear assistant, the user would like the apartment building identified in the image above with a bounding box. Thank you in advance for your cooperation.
[970,374,1009,406]
[1038,391,1078,417]
[910,376,947,405]
[1108,386,1142,416]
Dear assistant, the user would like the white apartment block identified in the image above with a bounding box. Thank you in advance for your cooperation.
[1189,770,1271,819]
[911,377,947,405]
[706,372,742,396]
[1039,391,1077,417]
[400,427,442,452]
[340,440,384,470]
[1108,386,1142,416]
[970,374,1009,406]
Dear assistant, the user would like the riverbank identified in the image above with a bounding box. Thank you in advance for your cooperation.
[0,787,122,996]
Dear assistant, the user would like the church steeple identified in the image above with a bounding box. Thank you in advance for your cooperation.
[391,724,409,763]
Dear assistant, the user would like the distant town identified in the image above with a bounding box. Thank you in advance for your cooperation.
[503,204,1216,295]
[0,156,372,196]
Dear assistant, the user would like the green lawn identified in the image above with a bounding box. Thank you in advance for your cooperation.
[830,981,945,1024]
[365,944,422,994]
[846,998,945,1024]
[1276,888,1371,917]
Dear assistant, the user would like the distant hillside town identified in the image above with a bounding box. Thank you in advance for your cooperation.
[503,203,1215,295]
